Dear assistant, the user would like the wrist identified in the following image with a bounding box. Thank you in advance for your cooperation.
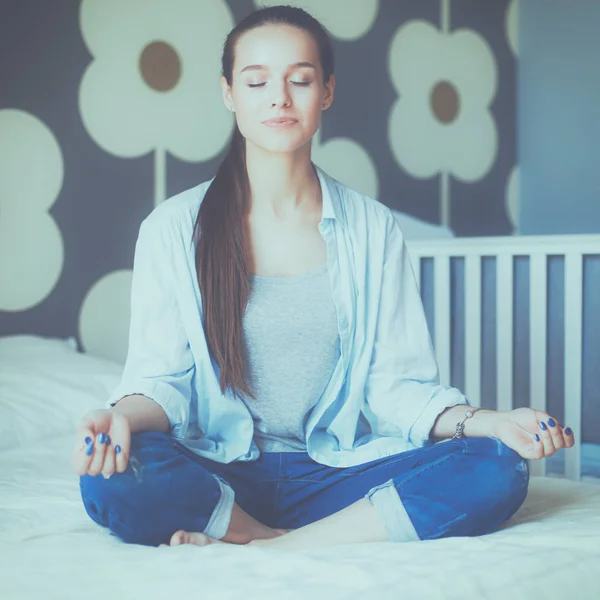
[462,408,503,438]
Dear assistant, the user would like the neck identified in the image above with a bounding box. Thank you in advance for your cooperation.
[245,141,320,219]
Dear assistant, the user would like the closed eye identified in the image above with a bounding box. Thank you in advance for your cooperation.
[247,81,312,88]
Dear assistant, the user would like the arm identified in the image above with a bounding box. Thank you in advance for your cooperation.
[365,215,470,447]
[430,405,498,439]
[111,394,170,434]
[106,215,194,439]
[365,215,575,459]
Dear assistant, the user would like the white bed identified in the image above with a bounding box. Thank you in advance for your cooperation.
[1,434,599,600]
[2,232,600,599]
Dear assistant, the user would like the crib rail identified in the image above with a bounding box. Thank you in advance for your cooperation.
[406,234,600,481]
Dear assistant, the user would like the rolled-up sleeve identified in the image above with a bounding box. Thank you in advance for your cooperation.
[365,216,469,448]
[106,215,194,440]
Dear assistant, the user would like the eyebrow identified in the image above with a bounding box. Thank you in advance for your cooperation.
[240,61,317,73]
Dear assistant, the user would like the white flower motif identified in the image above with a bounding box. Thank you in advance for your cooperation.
[79,270,132,363]
[388,20,498,226]
[506,165,520,233]
[79,0,235,206]
[312,128,454,238]
[506,0,519,57]
[254,0,379,40]
[0,109,64,311]
[311,128,378,199]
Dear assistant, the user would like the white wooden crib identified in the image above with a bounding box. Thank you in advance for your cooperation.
[406,234,600,482]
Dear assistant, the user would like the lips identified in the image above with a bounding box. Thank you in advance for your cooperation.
[262,117,298,127]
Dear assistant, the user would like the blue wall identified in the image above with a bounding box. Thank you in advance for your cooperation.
[519,0,600,234]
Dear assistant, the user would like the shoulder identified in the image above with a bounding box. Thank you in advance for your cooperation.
[139,178,214,239]
[323,172,400,240]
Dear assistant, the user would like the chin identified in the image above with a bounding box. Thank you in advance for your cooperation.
[242,120,318,154]
[249,133,312,155]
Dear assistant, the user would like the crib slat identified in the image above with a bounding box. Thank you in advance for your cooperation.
[434,256,451,386]
[529,253,548,477]
[496,254,514,412]
[464,255,482,405]
[564,252,583,481]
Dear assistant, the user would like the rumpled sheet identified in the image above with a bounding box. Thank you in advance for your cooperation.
[1,435,599,600]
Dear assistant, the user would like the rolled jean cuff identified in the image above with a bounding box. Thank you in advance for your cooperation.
[365,479,420,543]
[203,476,235,540]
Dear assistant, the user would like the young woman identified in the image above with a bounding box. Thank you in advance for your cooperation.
[73,5,575,550]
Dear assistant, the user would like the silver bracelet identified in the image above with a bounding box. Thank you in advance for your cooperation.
[451,407,481,440]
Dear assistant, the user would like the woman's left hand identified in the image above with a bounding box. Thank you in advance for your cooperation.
[491,407,575,460]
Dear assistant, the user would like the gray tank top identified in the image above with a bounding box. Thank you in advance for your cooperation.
[241,263,341,452]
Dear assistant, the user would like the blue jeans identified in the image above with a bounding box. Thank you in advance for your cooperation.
[79,432,529,547]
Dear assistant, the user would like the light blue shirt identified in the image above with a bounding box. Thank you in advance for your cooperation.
[107,165,469,467]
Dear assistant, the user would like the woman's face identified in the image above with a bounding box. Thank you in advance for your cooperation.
[222,24,335,155]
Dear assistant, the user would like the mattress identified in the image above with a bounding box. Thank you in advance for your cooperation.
[1,336,599,600]
[1,434,599,600]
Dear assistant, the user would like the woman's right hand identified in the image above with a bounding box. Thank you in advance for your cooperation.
[72,409,131,478]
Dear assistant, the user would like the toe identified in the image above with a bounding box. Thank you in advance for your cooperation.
[170,530,186,546]
[188,532,211,546]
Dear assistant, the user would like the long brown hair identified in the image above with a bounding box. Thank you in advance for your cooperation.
[193,5,335,399]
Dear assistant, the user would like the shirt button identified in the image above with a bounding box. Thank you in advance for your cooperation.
[339,317,348,328]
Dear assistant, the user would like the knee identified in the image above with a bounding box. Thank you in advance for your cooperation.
[79,470,138,540]
[81,469,174,545]
[469,438,529,513]
[79,432,176,545]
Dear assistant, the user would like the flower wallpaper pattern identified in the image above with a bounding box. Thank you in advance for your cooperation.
[0,0,518,363]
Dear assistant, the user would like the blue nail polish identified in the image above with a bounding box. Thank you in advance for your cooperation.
[115,445,121,454]
[534,434,540,442]
[548,418,556,427]
[105,435,111,446]
[86,444,94,456]
[539,422,547,431]
[85,437,92,445]
[565,427,573,436]
[98,432,106,444]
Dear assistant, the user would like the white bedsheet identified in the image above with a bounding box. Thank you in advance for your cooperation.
[1,434,599,600]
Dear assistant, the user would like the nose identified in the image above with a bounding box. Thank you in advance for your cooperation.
[270,82,292,109]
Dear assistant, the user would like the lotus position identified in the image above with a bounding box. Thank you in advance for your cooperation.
[73,5,575,551]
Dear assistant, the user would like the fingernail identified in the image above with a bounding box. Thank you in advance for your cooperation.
[548,418,556,427]
[85,436,92,445]
[115,445,121,454]
[86,444,94,456]
[105,435,111,446]
[102,473,111,480]
[539,422,547,431]
[565,427,573,436]
[534,434,540,442]
[98,432,106,444]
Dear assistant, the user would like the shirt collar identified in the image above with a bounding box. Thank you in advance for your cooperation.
[314,164,345,229]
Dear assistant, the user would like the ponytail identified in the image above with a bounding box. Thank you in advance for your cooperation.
[193,5,334,400]
[193,125,254,398]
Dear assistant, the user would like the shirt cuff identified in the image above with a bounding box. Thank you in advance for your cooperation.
[407,388,470,447]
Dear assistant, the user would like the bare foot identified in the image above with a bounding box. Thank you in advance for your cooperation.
[159,528,292,548]
[274,529,291,536]
[159,530,225,548]
[247,529,292,548]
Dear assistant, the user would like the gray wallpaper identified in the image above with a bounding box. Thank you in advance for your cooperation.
[0,0,518,355]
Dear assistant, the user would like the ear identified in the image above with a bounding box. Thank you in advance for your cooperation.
[322,74,336,110]
[221,75,234,112]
